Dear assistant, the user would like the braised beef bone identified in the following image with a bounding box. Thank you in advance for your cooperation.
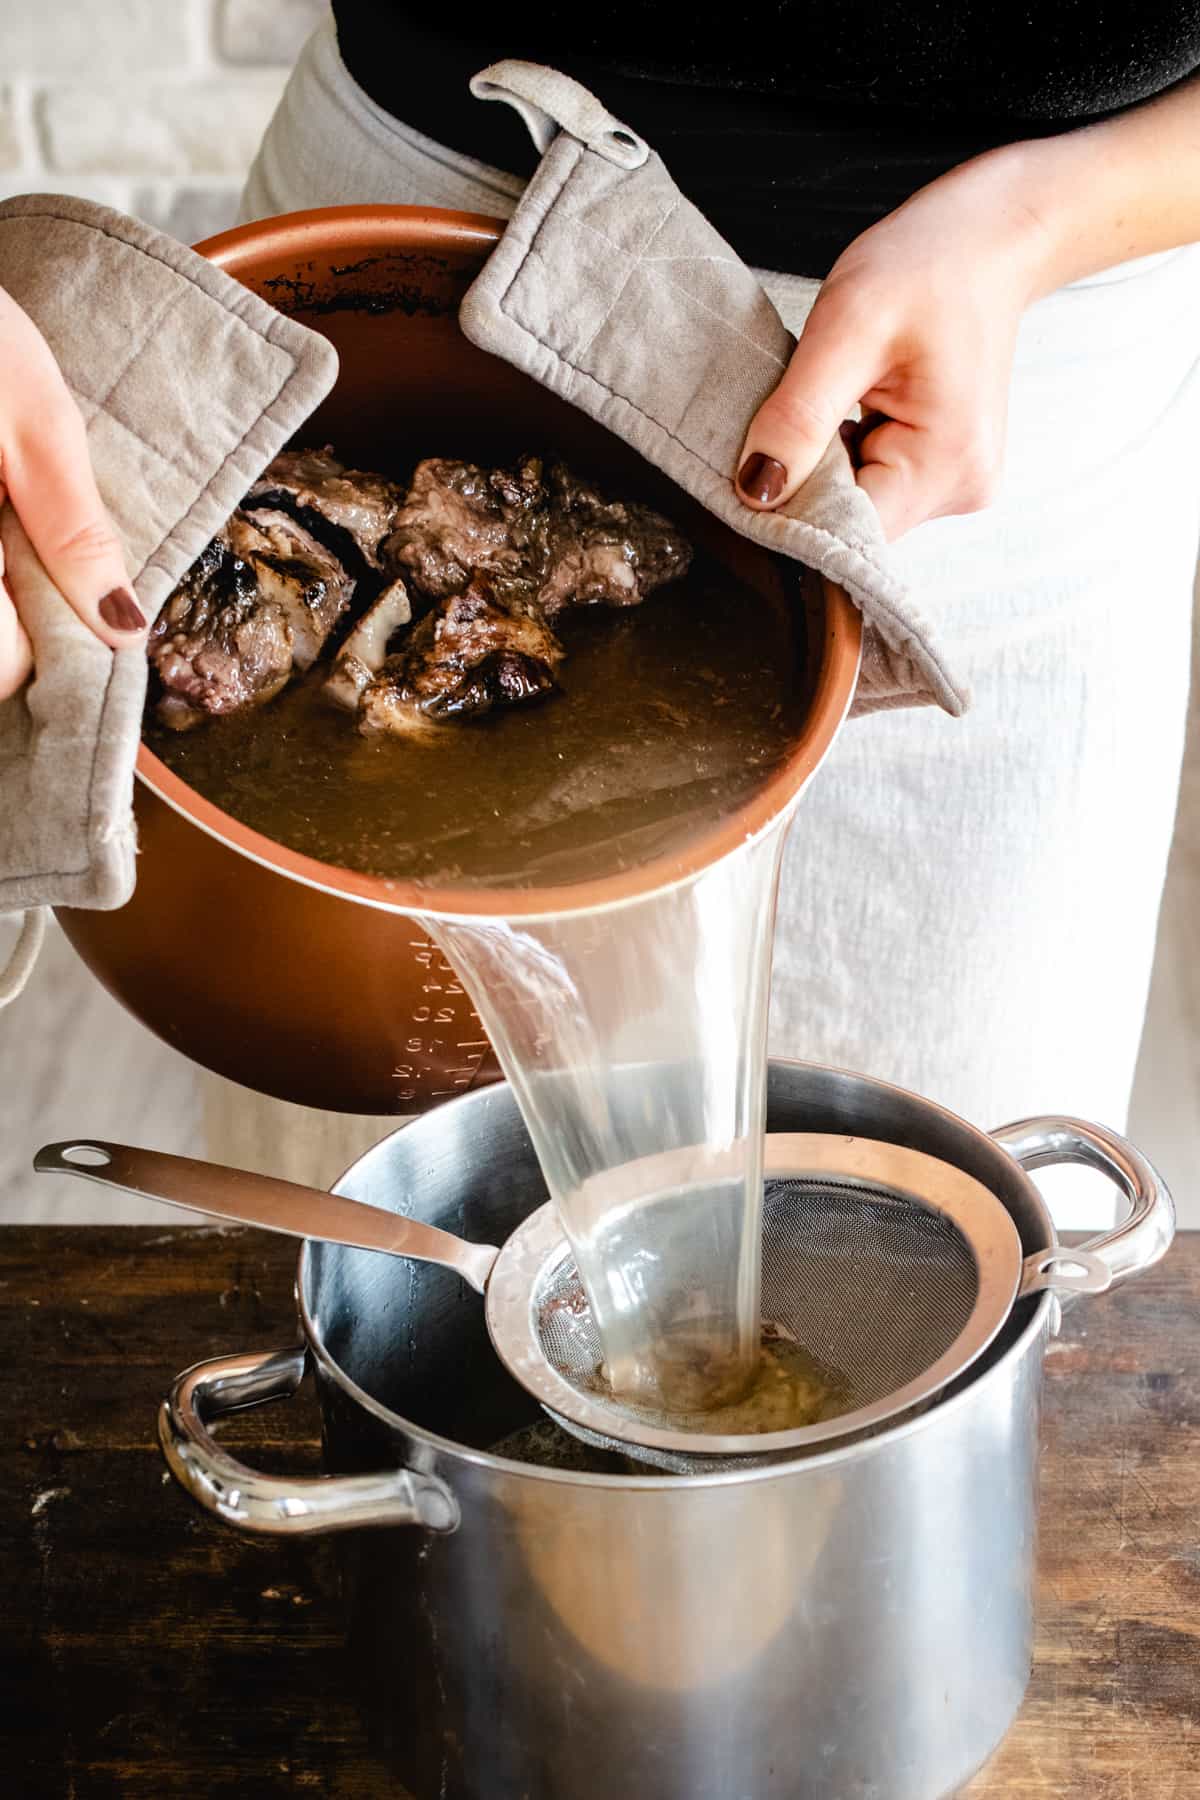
[323,578,413,713]
[148,533,295,732]
[384,454,692,614]
[247,446,404,573]
[148,510,355,731]
[225,510,354,670]
[357,577,563,737]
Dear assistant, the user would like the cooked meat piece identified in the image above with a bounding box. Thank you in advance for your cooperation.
[382,456,535,599]
[535,462,692,616]
[149,447,692,738]
[323,577,412,712]
[384,454,691,613]
[147,532,294,731]
[226,509,354,670]
[149,509,355,731]
[246,446,404,571]
[358,576,562,737]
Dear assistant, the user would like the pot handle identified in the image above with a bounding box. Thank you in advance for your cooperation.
[158,1344,459,1536]
[990,1116,1175,1296]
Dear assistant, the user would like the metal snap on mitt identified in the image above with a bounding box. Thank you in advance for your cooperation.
[0,194,338,939]
[460,60,970,722]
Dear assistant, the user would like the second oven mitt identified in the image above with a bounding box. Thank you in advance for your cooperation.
[460,60,969,720]
[0,193,339,926]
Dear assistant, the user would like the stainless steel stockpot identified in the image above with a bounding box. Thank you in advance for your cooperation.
[160,1059,1172,1800]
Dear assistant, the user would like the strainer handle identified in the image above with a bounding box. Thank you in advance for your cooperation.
[34,1140,499,1295]
[159,1344,459,1537]
[990,1116,1175,1288]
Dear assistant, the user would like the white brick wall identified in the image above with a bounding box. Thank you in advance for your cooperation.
[0,0,325,242]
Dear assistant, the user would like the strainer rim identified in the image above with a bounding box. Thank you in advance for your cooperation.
[484,1133,1024,1458]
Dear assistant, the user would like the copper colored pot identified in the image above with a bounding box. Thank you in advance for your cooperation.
[57,207,862,1114]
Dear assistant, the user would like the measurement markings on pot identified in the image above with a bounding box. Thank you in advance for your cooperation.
[393,939,489,1101]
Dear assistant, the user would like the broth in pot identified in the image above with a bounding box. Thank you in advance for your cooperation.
[143,446,810,892]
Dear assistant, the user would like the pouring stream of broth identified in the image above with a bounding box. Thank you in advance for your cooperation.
[426,821,788,1412]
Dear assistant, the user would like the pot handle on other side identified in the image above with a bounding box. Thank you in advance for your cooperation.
[159,1344,459,1537]
[990,1116,1175,1295]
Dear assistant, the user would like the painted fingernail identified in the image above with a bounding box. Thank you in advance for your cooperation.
[98,587,146,633]
[736,453,787,505]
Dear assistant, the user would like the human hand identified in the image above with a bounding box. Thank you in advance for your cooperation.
[0,285,143,700]
[734,147,1060,541]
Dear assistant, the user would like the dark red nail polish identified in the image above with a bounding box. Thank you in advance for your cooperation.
[98,588,146,633]
[736,452,787,506]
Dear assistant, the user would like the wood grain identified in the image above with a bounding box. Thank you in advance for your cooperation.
[0,1226,1196,1798]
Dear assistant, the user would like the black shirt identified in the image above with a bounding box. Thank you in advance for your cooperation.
[331,6,1200,275]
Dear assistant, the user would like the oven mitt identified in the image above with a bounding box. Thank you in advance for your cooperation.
[0,194,338,985]
[460,61,969,721]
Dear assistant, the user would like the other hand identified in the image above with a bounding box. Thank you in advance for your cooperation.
[734,148,1059,540]
[0,285,143,700]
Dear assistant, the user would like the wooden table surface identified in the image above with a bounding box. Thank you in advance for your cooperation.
[0,1226,1197,1799]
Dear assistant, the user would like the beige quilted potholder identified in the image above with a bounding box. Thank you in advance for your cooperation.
[0,195,338,924]
[461,60,970,721]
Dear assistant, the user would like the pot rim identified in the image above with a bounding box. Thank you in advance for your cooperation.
[135,202,862,921]
[294,1057,1056,1490]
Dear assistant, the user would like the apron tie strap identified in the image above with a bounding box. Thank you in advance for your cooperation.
[0,906,46,1009]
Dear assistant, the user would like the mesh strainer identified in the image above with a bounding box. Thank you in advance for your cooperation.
[38,1132,1110,1473]
[484,1133,1110,1467]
